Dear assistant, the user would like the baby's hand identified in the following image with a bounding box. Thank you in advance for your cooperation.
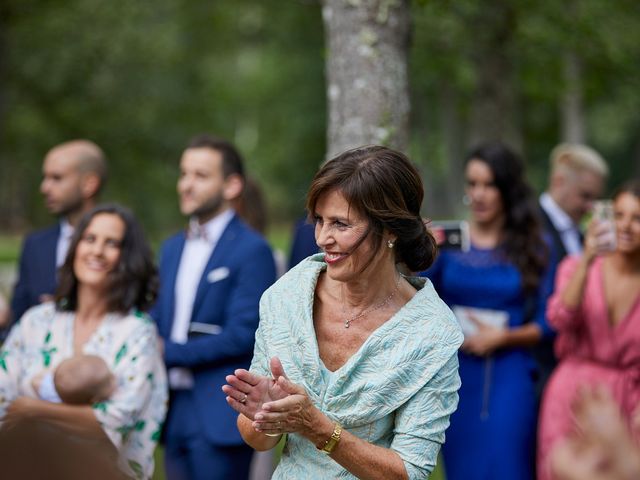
[31,371,47,395]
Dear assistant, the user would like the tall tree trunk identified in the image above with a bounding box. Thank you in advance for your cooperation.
[468,1,521,151]
[322,0,410,159]
[561,51,586,143]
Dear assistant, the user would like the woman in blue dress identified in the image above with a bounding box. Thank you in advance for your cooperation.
[425,143,555,480]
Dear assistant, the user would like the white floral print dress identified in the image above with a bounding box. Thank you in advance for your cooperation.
[0,303,168,479]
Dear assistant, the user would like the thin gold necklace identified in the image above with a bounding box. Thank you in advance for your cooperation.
[342,275,402,329]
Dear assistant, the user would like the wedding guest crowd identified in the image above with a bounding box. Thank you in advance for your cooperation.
[1,134,636,480]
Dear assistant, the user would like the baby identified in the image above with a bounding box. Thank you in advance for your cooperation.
[33,354,116,404]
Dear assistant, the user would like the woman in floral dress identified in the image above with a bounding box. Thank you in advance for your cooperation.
[0,204,167,479]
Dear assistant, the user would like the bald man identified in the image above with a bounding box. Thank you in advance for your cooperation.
[10,140,107,322]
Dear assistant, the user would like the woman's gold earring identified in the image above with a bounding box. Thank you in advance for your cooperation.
[387,240,395,248]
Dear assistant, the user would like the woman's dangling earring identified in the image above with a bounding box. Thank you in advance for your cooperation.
[387,239,395,249]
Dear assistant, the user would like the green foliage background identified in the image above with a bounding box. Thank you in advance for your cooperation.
[1,0,638,241]
[1,0,326,240]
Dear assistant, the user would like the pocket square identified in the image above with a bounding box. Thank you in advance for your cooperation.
[207,266,230,283]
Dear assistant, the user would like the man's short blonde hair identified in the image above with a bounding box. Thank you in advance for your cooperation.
[550,143,609,178]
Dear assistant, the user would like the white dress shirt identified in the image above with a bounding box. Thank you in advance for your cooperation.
[169,209,234,389]
[55,219,74,267]
[540,192,583,255]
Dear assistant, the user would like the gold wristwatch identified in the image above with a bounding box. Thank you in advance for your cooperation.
[318,423,342,454]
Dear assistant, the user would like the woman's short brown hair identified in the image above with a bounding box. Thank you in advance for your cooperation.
[306,145,437,272]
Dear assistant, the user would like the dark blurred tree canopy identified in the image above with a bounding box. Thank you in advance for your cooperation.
[1,0,638,238]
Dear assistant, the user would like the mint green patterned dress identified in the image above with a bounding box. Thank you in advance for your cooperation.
[0,303,168,479]
[250,255,463,479]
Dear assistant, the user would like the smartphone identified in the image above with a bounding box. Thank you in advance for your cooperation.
[592,200,617,252]
[429,220,470,252]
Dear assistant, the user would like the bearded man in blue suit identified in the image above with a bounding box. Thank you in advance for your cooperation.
[153,134,276,480]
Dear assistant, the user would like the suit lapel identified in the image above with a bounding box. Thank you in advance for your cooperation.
[191,216,241,317]
[163,233,186,336]
[539,206,567,258]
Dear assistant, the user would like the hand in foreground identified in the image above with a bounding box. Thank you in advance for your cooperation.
[571,385,627,444]
[222,357,290,421]
[461,313,507,357]
[4,397,44,429]
[550,385,640,480]
[550,436,610,480]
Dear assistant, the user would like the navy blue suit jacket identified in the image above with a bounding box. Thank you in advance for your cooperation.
[539,204,569,260]
[152,215,276,446]
[534,202,572,396]
[11,224,60,322]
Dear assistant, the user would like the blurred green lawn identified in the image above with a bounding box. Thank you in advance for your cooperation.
[0,235,21,264]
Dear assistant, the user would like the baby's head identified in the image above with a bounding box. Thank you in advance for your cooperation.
[54,354,116,404]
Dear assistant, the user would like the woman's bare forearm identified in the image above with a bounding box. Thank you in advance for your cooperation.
[294,406,409,480]
[237,414,281,451]
[325,429,409,480]
[502,323,542,348]
[560,256,591,309]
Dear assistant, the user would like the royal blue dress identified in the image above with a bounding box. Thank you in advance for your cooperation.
[423,245,555,480]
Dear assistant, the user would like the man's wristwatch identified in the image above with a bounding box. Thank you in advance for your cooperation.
[317,423,342,454]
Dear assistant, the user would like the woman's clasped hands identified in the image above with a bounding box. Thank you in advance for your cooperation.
[222,356,317,436]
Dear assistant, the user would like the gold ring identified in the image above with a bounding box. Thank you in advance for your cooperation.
[239,394,247,404]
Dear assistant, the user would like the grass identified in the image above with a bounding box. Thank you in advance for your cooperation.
[0,234,21,264]
[432,460,446,480]
[153,448,165,480]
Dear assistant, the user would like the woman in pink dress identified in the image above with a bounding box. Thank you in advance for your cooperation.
[537,179,640,480]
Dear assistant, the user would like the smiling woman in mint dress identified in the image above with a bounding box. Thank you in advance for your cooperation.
[223,146,463,480]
